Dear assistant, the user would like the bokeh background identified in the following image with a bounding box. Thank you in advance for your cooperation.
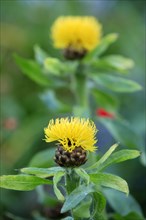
[0,0,145,219]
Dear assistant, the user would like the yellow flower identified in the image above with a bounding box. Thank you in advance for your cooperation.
[51,16,102,52]
[44,117,98,152]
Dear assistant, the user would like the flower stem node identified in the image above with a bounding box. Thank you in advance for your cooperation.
[54,145,87,167]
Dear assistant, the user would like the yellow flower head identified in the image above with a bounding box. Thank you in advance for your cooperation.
[44,117,98,152]
[51,16,102,52]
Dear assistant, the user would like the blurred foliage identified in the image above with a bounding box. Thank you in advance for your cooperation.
[0,0,145,219]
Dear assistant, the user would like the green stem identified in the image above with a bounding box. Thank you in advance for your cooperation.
[65,169,80,219]
[71,63,89,108]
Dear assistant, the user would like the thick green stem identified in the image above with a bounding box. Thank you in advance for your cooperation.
[65,169,80,194]
[71,63,89,109]
[65,169,80,219]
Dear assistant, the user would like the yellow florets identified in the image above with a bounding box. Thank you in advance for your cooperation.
[51,16,102,51]
[44,117,98,152]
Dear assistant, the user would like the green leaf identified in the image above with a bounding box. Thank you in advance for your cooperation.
[44,57,68,75]
[92,55,134,73]
[87,143,119,170]
[21,167,65,178]
[61,217,73,220]
[91,73,142,92]
[99,118,142,149]
[34,45,49,65]
[73,196,92,218]
[61,184,94,213]
[14,54,51,86]
[104,189,144,217]
[89,173,129,195]
[75,168,90,184]
[83,33,118,62]
[96,150,140,172]
[0,175,52,191]
[28,148,55,168]
[92,89,119,111]
[93,191,106,213]
[53,171,65,201]
[113,212,144,220]
[99,118,145,166]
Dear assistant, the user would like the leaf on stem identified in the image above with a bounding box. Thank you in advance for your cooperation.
[74,168,90,184]
[90,73,142,92]
[53,171,65,201]
[87,143,119,170]
[0,175,52,191]
[34,45,49,65]
[73,196,92,218]
[61,184,94,213]
[44,57,67,75]
[83,33,118,62]
[14,54,51,86]
[91,55,134,74]
[89,173,129,195]
[21,167,65,178]
[96,149,140,172]
[93,191,106,213]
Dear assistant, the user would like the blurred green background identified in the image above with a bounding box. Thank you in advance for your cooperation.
[0,0,145,219]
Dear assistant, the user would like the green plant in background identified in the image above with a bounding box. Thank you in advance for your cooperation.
[0,117,142,220]
[1,15,145,219]
[13,16,145,167]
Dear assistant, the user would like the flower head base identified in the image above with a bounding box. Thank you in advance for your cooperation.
[54,146,87,167]
[51,16,102,59]
[44,117,98,167]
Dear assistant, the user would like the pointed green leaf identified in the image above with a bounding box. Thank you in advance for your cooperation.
[53,171,65,201]
[92,55,134,74]
[90,173,129,195]
[34,45,49,65]
[91,73,142,92]
[93,191,106,213]
[96,150,140,172]
[87,143,119,170]
[0,175,52,191]
[21,167,65,178]
[73,196,92,218]
[14,54,51,86]
[104,189,144,217]
[44,57,68,75]
[61,184,94,213]
[75,168,90,184]
[83,33,118,62]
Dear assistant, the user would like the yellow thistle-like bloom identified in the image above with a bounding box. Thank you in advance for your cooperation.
[51,16,102,52]
[44,117,98,153]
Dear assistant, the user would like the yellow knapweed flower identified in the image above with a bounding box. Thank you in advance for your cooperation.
[51,16,102,52]
[44,117,97,153]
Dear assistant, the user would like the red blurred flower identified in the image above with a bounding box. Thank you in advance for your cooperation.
[96,108,115,119]
[3,117,18,130]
